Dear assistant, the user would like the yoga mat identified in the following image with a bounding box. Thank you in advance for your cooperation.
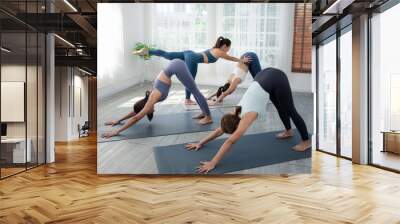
[98,110,224,143]
[183,94,243,111]
[154,131,311,174]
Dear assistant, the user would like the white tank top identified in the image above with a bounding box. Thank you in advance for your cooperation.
[238,81,269,120]
[232,66,248,81]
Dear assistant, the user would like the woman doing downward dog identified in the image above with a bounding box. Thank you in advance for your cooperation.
[102,59,212,139]
[207,52,262,104]
[186,67,311,173]
[133,37,252,105]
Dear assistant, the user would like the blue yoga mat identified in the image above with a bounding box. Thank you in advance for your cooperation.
[154,131,311,174]
[98,110,224,143]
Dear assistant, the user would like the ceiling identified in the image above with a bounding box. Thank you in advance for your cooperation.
[1,0,99,74]
[312,0,391,44]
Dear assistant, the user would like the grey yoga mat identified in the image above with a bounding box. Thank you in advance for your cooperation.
[98,110,224,143]
[153,131,311,174]
[183,94,243,111]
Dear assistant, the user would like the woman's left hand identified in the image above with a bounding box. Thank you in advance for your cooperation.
[102,131,119,139]
[241,56,252,64]
[208,100,217,106]
[196,161,216,174]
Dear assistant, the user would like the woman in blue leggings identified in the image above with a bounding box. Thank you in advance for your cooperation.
[133,37,252,105]
[102,59,213,139]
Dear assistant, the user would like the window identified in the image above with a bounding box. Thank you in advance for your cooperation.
[150,4,284,69]
[217,3,282,68]
[371,3,400,171]
[317,36,337,155]
[339,29,352,158]
[151,4,209,52]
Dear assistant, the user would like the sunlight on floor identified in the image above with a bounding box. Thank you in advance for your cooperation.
[118,88,213,108]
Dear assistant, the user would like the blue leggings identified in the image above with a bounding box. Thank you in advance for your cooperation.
[163,59,211,116]
[242,52,262,78]
[149,49,203,100]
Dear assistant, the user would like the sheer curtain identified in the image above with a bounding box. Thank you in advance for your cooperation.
[148,3,287,86]
[150,4,209,51]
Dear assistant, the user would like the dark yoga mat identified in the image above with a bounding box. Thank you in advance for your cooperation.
[154,131,311,174]
[98,110,224,143]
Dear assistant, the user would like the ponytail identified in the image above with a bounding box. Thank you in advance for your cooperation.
[213,36,231,49]
[235,106,242,116]
[133,90,154,121]
[216,82,231,98]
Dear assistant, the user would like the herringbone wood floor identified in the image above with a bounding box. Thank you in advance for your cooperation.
[1,134,400,224]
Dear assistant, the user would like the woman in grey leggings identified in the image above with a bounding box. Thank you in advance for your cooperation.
[102,59,212,139]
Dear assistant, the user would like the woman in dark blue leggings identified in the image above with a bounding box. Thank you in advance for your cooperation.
[187,68,311,173]
[133,37,252,105]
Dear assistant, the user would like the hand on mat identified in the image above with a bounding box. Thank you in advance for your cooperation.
[104,120,121,126]
[102,131,119,139]
[208,100,218,106]
[185,143,202,151]
[196,161,216,174]
[241,56,252,64]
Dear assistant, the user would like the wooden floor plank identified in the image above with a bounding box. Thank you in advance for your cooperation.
[0,135,400,223]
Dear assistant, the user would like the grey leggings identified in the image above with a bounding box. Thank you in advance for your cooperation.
[163,59,211,116]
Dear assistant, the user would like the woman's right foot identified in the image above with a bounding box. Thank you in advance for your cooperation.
[132,47,149,56]
[185,99,197,105]
[198,116,212,125]
[276,129,294,139]
[292,139,311,152]
[192,113,205,119]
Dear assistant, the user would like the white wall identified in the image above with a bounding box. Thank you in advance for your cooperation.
[97,3,146,98]
[55,67,68,141]
[55,67,89,141]
[98,3,312,99]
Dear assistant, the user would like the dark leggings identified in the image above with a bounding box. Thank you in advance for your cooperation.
[149,49,203,100]
[242,52,262,78]
[255,68,309,141]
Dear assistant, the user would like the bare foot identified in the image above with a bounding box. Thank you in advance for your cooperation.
[132,47,149,56]
[193,113,205,119]
[292,139,311,152]
[185,99,197,105]
[276,129,294,139]
[198,116,212,125]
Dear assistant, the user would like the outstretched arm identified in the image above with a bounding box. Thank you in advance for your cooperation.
[102,91,160,138]
[214,77,241,103]
[104,110,136,126]
[217,51,252,63]
[207,91,218,100]
[185,127,224,151]
[196,112,258,173]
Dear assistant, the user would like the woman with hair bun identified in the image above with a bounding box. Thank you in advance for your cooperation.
[133,36,252,105]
